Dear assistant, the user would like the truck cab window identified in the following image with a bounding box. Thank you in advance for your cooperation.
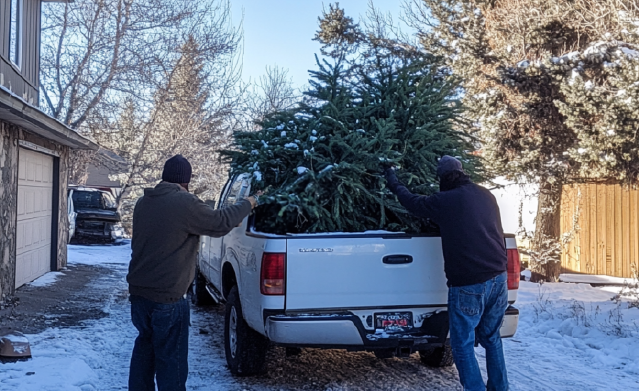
[223,175,250,208]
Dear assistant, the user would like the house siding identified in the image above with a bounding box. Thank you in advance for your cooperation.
[0,1,7,56]
[0,0,41,106]
[0,120,69,299]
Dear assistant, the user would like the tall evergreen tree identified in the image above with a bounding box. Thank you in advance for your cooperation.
[223,9,484,234]
[408,0,639,279]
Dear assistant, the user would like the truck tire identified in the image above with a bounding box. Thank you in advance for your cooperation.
[418,342,454,367]
[224,286,268,376]
[191,268,214,306]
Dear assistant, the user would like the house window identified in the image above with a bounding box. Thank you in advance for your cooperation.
[9,0,23,68]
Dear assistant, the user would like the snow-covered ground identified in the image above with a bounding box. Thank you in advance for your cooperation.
[1,243,638,390]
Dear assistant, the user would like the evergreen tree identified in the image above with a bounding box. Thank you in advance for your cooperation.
[408,0,639,279]
[223,17,484,233]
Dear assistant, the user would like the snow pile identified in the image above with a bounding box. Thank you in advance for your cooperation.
[27,272,65,288]
[0,326,116,391]
[512,281,639,378]
[560,273,637,285]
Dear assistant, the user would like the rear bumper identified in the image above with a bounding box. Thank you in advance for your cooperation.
[500,306,519,338]
[265,306,519,349]
[265,317,364,346]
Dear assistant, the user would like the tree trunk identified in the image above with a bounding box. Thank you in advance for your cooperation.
[531,177,563,281]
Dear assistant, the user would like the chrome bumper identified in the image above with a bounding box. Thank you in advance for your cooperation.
[265,317,364,345]
[265,305,519,347]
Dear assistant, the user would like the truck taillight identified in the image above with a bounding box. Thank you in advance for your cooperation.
[261,252,285,295]
[507,249,521,290]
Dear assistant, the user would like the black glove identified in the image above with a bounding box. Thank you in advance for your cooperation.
[384,167,400,193]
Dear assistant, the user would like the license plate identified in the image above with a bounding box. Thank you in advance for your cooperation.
[375,312,412,329]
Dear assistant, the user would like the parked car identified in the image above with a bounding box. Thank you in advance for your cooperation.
[68,187,124,244]
[193,174,521,376]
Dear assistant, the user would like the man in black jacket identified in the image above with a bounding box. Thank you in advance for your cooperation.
[385,156,509,391]
[127,155,257,391]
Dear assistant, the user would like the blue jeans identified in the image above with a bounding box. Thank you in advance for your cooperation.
[448,272,509,391]
[129,295,190,391]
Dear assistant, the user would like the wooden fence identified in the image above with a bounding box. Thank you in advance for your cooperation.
[561,183,639,278]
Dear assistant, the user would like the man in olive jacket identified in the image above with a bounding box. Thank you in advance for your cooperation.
[127,155,256,391]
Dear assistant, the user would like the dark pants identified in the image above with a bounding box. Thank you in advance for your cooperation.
[448,272,509,391]
[129,295,190,391]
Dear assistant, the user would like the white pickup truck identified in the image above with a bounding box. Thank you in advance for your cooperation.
[193,174,521,376]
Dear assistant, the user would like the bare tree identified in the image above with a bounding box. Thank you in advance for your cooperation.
[41,0,241,127]
[40,0,243,184]
[88,34,243,231]
[242,65,299,130]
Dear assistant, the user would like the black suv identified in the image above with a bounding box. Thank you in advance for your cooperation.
[69,187,124,244]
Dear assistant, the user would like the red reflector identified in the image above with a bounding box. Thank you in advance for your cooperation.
[507,249,521,290]
[260,253,285,295]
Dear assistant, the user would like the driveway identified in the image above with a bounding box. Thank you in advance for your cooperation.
[1,243,638,391]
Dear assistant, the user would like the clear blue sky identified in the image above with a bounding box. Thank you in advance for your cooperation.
[231,0,406,89]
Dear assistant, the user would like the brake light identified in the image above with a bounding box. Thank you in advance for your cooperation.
[260,253,286,295]
[507,249,521,290]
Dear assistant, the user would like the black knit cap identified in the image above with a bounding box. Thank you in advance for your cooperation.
[162,154,192,184]
[436,155,463,178]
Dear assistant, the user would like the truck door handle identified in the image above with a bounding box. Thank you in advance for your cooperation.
[383,255,413,264]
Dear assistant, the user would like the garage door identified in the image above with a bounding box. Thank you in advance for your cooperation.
[15,148,54,288]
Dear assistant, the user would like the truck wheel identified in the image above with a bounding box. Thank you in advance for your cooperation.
[419,342,454,367]
[191,268,214,306]
[224,286,268,376]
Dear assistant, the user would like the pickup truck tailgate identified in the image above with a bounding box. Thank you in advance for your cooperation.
[285,235,448,311]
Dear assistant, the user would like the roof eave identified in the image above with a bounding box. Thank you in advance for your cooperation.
[0,87,98,150]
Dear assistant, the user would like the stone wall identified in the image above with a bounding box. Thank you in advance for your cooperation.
[0,121,71,300]
[0,122,19,302]
[57,146,70,270]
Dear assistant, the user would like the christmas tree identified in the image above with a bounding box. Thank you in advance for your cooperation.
[223,58,482,234]
[222,7,484,234]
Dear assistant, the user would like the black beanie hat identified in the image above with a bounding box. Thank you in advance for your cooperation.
[162,154,192,184]
[436,155,463,178]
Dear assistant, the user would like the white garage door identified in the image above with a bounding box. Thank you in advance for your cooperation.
[15,148,54,288]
